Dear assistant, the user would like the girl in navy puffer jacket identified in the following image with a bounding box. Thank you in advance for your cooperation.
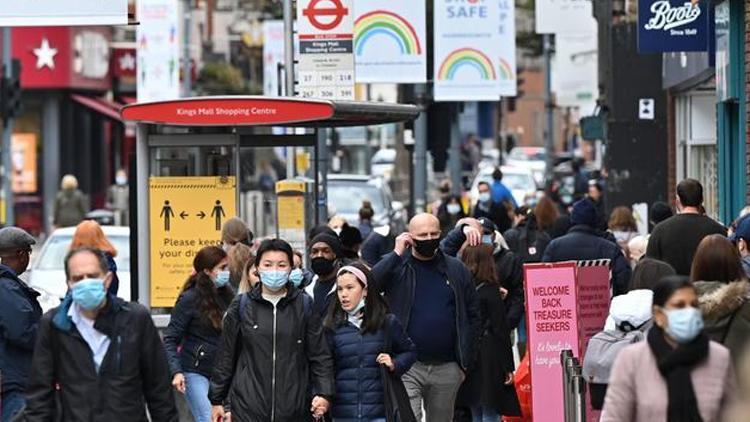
[324,261,417,422]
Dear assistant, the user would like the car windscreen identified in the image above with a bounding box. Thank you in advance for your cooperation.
[503,173,535,190]
[328,182,386,215]
[37,235,131,272]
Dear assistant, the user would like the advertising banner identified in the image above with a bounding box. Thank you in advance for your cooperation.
[352,1,427,83]
[149,177,236,307]
[498,0,517,96]
[136,0,180,102]
[524,260,610,421]
[552,30,598,110]
[297,0,355,100]
[434,0,500,102]
[11,133,37,194]
[263,20,285,96]
[638,0,709,53]
[535,0,593,34]
[0,0,127,26]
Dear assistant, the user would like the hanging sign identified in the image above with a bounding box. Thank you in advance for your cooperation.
[352,1,427,83]
[498,0,517,96]
[434,0,501,102]
[535,0,593,35]
[136,0,180,102]
[638,0,710,53]
[263,20,285,96]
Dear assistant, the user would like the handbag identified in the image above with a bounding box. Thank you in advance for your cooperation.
[381,317,417,422]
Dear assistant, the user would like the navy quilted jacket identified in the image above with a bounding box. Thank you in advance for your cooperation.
[326,314,416,421]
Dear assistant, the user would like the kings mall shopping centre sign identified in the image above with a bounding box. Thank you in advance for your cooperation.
[638,0,709,53]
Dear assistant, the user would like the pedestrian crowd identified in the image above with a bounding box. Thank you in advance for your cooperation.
[4,172,750,422]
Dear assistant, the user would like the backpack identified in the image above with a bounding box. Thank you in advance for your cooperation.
[582,329,645,410]
[516,226,549,263]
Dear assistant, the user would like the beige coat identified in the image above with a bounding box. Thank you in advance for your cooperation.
[600,340,736,422]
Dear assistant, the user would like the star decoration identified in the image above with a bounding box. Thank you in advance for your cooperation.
[119,53,136,71]
[34,38,58,70]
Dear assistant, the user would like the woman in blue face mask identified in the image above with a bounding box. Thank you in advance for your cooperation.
[209,238,336,422]
[323,261,417,422]
[601,277,737,422]
[163,246,234,422]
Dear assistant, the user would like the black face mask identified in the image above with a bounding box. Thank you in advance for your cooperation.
[414,238,440,258]
[311,257,336,276]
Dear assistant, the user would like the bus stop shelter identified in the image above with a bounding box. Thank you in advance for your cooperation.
[120,96,419,316]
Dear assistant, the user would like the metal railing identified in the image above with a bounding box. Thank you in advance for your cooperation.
[561,349,587,422]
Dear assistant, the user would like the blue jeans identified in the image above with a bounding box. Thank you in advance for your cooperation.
[1,391,25,422]
[185,372,211,422]
[471,405,500,422]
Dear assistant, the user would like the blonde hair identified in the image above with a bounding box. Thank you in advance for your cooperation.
[228,243,253,286]
[61,174,78,190]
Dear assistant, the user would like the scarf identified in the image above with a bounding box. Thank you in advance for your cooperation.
[646,324,709,422]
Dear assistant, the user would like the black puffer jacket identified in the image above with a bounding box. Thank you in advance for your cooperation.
[23,295,177,422]
[208,285,335,422]
[163,286,234,378]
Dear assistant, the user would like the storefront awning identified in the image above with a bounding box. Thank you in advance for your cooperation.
[120,96,420,127]
[71,94,123,122]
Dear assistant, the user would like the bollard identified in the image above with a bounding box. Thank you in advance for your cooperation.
[560,350,587,422]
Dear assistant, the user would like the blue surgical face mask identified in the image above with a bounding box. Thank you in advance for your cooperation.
[347,297,366,316]
[482,234,493,245]
[478,192,491,203]
[259,270,289,291]
[664,307,704,344]
[447,203,462,215]
[215,270,230,288]
[289,268,304,288]
[72,278,107,311]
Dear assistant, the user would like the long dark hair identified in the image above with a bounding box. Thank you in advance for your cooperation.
[460,244,498,286]
[180,246,233,330]
[324,261,388,334]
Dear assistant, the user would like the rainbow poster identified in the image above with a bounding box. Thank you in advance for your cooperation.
[353,2,426,83]
[434,0,501,101]
[498,0,517,96]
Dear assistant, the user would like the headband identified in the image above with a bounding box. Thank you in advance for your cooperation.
[337,265,368,287]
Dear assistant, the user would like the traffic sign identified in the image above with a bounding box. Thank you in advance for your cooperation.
[149,176,236,307]
[297,0,355,100]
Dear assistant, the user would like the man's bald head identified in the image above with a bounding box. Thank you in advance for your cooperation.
[409,213,441,240]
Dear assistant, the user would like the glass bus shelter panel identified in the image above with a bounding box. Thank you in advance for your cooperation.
[238,145,316,240]
[150,145,236,178]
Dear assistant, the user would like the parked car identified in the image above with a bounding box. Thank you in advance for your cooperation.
[327,174,407,235]
[370,148,397,180]
[28,226,131,312]
[505,146,547,185]
[469,165,539,207]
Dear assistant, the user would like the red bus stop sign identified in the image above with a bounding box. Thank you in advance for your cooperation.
[302,0,349,31]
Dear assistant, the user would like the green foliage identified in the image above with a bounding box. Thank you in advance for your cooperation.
[516,0,544,57]
[198,62,251,95]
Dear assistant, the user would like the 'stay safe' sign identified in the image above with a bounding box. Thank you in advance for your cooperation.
[638,0,710,53]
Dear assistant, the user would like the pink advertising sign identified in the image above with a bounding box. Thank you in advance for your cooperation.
[524,262,580,422]
[576,263,611,357]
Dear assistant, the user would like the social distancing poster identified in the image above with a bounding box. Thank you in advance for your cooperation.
[149,176,236,307]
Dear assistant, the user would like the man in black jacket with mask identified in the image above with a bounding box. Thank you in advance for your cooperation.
[304,233,344,316]
[23,248,177,421]
[372,213,480,422]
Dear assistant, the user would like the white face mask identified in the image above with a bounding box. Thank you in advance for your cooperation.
[116,175,127,185]
[447,204,461,215]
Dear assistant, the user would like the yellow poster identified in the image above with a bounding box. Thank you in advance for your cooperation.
[149,176,236,307]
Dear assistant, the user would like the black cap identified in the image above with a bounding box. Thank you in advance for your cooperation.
[309,233,343,259]
[476,218,497,234]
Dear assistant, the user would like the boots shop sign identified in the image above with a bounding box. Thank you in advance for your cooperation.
[638,0,710,53]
